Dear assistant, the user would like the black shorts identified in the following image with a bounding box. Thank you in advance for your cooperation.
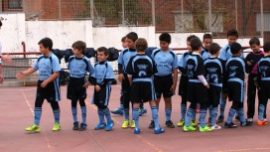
[208,85,222,107]
[67,77,86,101]
[154,75,173,99]
[36,80,60,102]
[227,80,245,102]
[178,75,188,96]
[121,74,131,103]
[131,81,156,103]
[187,82,208,108]
[259,81,270,101]
[93,84,111,109]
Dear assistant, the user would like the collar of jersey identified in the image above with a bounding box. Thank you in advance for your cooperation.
[98,61,107,64]
[129,49,136,52]
[43,52,53,58]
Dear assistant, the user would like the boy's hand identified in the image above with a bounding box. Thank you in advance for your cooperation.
[16,71,26,80]
[247,61,252,66]
[40,80,49,88]
[95,85,101,92]
[118,73,124,82]
[83,82,89,88]
[204,84,210,89]
[0,75,3,84]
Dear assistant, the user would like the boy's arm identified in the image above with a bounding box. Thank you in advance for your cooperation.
[41,72,59,88]
[171,69,178,93]
[16,67,36,80]
[0,64,3,83]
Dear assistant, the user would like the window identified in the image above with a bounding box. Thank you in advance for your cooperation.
[205,13,223,33]
[174,12,194,32]
[256,13,270,32]
[8,0,22,9]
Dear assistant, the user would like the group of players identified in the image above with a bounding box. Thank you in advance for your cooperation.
[5,28,269,135]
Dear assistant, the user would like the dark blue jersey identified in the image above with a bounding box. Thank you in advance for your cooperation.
[204,57,225,87]
[126,54,157,83]
[225,56,246,82]
[258,56,270,82]
[185,53,205,83]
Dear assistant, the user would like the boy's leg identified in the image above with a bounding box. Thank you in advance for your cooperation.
[50,101,60,124]
[71,100,78,123]
[34,97,45,126]
[247,76,256,120]
[149,101,165,134]
[79,99,87,125]
[219,92,227,122]
[164,97,175,128]
[132,103,141,131]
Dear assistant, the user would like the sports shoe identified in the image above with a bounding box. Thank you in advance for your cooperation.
[105,121,114,131]
[191,120,197,127]
[199,126,213,132]
[183,125,197,132]
[210,124,222,130]
[134,128,141,134]
[129,120,135,128]
[217,115,224,123]
[25,124,41,133]
[177,120,185,127]
[257,120,268,126]
[165,120,175,128]
[111,107,123,116]
[79,123,87,131]
[95,122,106,130]
[246,118,253,125]
[52,122,61,131]
[148,120,155,129]
[224,122,237,128]
[121,120,129,129]
[154,128,165,134]
[73,122,79,130]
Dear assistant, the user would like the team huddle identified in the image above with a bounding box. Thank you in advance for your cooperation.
[15,29,270,135]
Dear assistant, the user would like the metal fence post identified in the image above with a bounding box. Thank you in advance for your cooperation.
[151,0,156,26]
[122,0,125,25]
[260,0,264,39]
[208,0,212,32]
[90,0,94,21]
[58,0,62,20]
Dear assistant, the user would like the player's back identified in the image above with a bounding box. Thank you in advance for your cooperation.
[225,56,246,81]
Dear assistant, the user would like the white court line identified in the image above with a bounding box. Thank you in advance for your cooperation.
[217,147,270,152]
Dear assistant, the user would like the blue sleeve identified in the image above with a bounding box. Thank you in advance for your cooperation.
[172,52,178,69]
[32,60,39,70]
[219,47,227,61]
[178,54,185,68]
[118,52,123,65]
[88,62,94,74]
[105,64,115,80]
[52,57,61,72]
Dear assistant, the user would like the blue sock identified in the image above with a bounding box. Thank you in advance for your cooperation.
[209,107,218,126]
[98,108,105,124]
[132,108,140,129]
[226,108,236,124]
[123,108,129,120]
[53,109,60,123]
[72,107,78,123]
[34,107,42,125]
[151,107,160,130]
[165,108,172,121]
[199,109,207,128]
[103,108,112,123]
[181,103,187,121]
[220,97,226,117]
[237,108,246,124]
[81,106,87,124]
[258,104,265,121]
[185,108,195,126]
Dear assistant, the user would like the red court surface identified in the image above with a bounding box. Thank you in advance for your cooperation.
[1,84,270,152]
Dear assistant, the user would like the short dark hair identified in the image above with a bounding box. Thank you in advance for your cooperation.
[121,36,126,42]
[263,41,270,53]
[38,37,53,50]
[135,38,148,52]
[187,35,197,42]
[230,42,242,55]
[0,21,2,27]
[159,32,171,43]
[203,33,213,40]
[209,43,221,55]
[72,41,86,53]
[249,37,260,46]
[97,47,109,56]
[190,37,202,50]
[126,32,138,42]
[227,29,239,38]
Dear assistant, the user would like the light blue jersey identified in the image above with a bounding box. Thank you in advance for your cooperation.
[91,61,115,85]
[201,48,211,61]
[68,55,93,78]
[118,48,137,73]
[152,49,178,76]
[219,44,231,61]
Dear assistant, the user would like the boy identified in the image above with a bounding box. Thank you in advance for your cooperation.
[177,35,196,127]
[204,43,224,130]
[126,38,165,134]
[218,29,239,123]
[224,42,250,128]
[245,37,264,124]
[201,33,212,60]
[89,47,115,131]
[149,33,178,129]
[118,32,141,129]
[67,41,93,130]
[257,41,270,126]
[16,37,61,133]
[183,37,212,132]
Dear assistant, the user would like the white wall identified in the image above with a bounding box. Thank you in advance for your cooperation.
[25,20,93,51]
[93,26,156,49]
[0,13,26,52]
